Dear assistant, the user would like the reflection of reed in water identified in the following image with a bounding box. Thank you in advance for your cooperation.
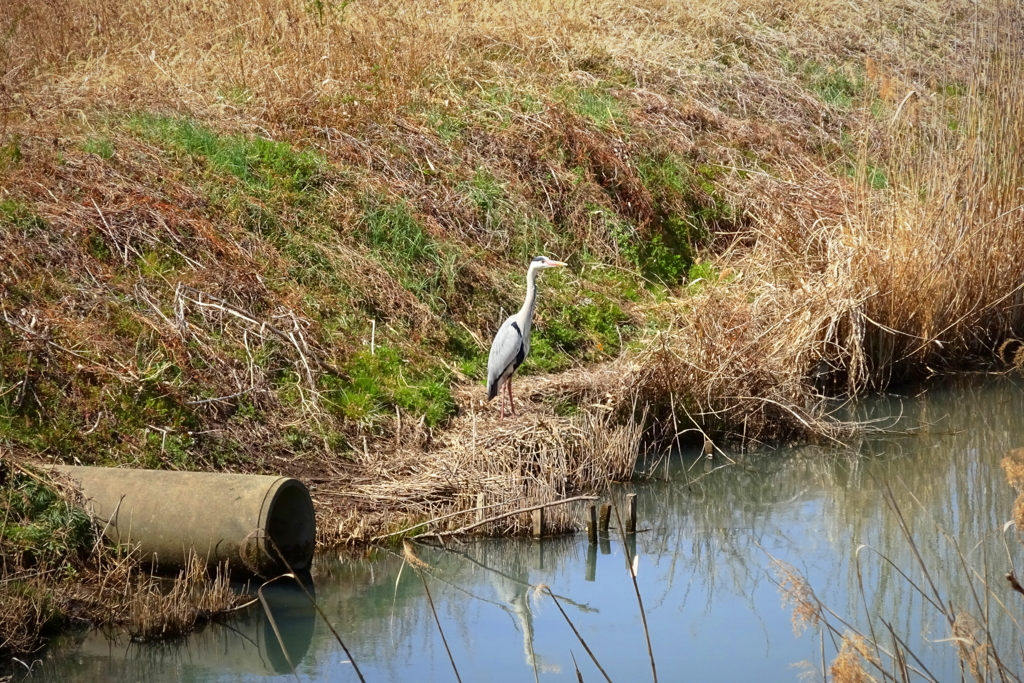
[627,376,1024,679]
[34,574,317,682]
[807,377,1024,678]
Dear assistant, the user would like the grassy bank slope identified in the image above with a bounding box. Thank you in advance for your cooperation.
[1,0,1023,651]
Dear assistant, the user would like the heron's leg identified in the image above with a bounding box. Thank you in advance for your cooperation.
[498,379,507,419]
[506,376,516,417]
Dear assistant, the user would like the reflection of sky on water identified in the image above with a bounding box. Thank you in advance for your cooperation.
[30,375,1024,682]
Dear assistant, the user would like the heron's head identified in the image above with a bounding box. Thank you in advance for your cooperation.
[530,255,568,270]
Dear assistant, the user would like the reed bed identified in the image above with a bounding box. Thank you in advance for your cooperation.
[772,446,1024,683]
[609,3,1024,447]
[319,402,644,543]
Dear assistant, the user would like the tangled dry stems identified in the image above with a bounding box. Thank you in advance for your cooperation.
[318,398,644,543]
[126,556,237,642]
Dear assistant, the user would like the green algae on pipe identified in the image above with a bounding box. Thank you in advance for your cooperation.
[51,466,316,576]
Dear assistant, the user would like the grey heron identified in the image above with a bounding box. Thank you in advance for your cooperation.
[486,255,567,418]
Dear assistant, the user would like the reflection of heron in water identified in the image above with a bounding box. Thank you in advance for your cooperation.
[493,569,548,674]
[448,541,596,676]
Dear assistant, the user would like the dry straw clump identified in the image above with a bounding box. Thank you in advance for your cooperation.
[772,557,822,635]
[319,400,644,543]
[127,556,237,642]
[1001,448,1024,534]
[830,633,879,683]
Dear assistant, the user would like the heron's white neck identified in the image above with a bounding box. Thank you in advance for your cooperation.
[514,264,542,350]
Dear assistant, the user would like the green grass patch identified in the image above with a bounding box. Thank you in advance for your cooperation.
[625,155,733,284]
[608,214,689,285]
[525,282,631,373]
[1,468,94,567]
[461,168,514,232]
[780,51,864,109]
[556,84,629,129]
[322,347,455,429]
[0,337,200,465]
[361,198,437,264]
[0,200,46,233]
[0,134,22,169]
[846,161,889,189]
[217,84,253,106]
[81,135,115,159]
[422,104,466,142]
[473,85,545,129]
[358,197,462,312]
[804,62,862,108]
[126,113,325,194]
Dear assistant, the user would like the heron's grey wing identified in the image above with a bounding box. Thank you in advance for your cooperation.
[487,317,526,400]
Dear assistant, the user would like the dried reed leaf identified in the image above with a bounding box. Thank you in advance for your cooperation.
[829,633,878,683]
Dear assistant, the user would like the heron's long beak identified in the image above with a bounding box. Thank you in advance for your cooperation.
[545,260,568,267]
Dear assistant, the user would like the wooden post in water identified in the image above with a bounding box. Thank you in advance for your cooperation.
[626,493,637,533]
[476,492,486,523]
[588,505,598,544]
[599,503,611,533]
[532,508,544,538]
[585,542,597,581]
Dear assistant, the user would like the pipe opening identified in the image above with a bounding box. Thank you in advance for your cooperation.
[265,480,316,571]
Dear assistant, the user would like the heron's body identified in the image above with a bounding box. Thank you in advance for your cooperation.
[486,256,566,418]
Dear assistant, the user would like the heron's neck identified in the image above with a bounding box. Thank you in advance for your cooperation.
[517,266,540,333]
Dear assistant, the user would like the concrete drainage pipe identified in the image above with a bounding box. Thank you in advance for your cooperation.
[51,466,316,576]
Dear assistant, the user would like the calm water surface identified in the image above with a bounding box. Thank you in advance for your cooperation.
[27,376,1024,682]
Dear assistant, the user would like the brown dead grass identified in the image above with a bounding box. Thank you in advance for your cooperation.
[830,633,879,683]
[2,0,982,125]
[126,556,237,642]
[317,398,644,543]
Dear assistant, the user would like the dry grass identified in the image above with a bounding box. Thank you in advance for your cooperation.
[1001,448,1024,533]
[830,633,878,683]
[2,0,983,128]
[126,556,237,641]
[318,401,644,542]
[773,557,823,635]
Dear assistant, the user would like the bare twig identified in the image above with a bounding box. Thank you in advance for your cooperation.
[414,495,598,539]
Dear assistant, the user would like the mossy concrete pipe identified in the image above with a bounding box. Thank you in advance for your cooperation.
[51,466,315,576]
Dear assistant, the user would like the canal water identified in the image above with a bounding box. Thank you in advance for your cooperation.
[26,375,1024,681]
